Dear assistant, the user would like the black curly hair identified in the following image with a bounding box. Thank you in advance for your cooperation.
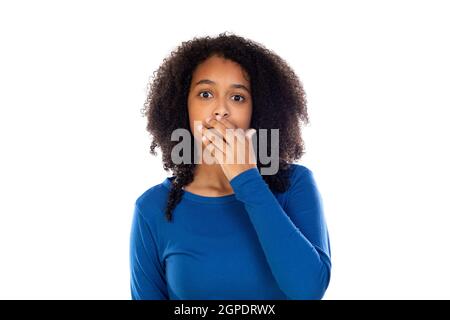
[142,32,309,222]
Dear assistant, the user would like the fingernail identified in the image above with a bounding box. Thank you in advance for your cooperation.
[196,124,203,132]
[246,128,256,138]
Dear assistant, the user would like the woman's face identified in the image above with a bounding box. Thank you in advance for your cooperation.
[187,55,253,141]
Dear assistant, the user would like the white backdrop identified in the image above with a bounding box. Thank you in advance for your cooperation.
[1,0,449,299]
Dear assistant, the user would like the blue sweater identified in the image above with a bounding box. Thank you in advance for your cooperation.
[129,164,331,300]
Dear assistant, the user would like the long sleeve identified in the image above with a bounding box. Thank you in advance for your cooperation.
[229,166,332,300]
[129,204,169,300]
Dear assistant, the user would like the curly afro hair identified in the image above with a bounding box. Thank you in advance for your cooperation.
[142,32,309,222]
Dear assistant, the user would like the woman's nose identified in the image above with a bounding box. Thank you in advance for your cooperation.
[214,111,229,119]
[212,98,230,119]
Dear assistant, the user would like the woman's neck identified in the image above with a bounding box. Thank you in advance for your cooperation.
[184,163,234,196]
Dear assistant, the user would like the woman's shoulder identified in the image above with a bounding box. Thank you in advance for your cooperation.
[285,163,322,206]
[284,163,321,197]
[134,178,171,222]
[287,163,316,184]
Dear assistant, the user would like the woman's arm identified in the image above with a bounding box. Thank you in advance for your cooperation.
[129,204,169,300]
[229,165,332,300]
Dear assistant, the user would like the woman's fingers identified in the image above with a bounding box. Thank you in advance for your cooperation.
[204,128,227,154]
[245,128,257,164]
[195,118,256,165]
[205,116,236,145]
[196,123,227,162]
[212,115,236,130]
[204,134,227,164]
[245,128,257,139]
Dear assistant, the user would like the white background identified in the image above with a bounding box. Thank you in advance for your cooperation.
[1,0,449,299]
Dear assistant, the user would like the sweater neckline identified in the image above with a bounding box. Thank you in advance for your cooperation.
[162,176,239,204]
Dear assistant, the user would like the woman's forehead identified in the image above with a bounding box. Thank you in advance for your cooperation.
[191,55,250,85]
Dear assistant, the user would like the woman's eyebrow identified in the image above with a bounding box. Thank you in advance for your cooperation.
[194,79,250,93]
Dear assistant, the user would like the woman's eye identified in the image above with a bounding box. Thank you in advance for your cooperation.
[199,91,213,99]
[231,95,245,102]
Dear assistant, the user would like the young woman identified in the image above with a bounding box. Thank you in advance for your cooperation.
[129,33,332,300]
